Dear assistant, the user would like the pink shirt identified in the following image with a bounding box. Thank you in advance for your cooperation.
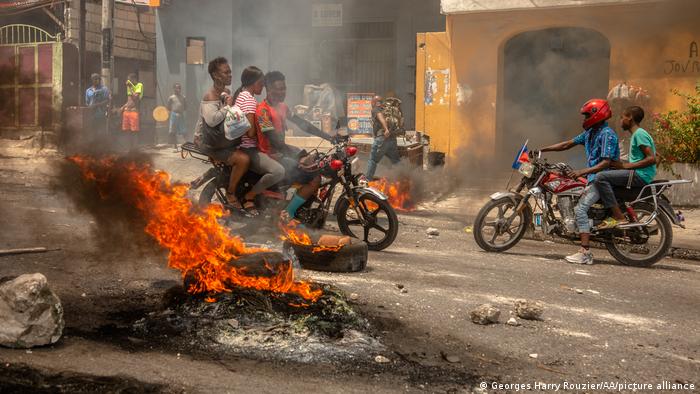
[235,90,258,148]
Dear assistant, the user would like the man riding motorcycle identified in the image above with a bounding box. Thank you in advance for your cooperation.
[255,71,333,222]
[536,98,620,265]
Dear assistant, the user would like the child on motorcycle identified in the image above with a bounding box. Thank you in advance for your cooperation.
[594,106,657,229]
[256,71,332,222]
[537,99,620,265]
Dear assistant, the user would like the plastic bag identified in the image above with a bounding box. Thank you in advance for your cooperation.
[223,105,250,140]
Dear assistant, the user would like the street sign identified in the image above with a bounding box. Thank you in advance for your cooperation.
[347,93,374,135]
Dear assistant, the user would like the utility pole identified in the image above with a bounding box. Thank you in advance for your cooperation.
[78,0,86,103]
[100,0,114,92]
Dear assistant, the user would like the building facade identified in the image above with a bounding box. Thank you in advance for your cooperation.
[417,0,700,162]
[156,0,444,136]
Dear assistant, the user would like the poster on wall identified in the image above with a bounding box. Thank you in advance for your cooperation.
[346,93,374,135]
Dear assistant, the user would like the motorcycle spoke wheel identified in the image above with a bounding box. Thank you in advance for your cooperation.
[479,202,523,248]
[606,203,672,267]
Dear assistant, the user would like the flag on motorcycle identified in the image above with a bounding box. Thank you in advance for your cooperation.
[511,141,529,169]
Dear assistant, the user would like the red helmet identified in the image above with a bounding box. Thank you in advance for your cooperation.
[580,99,612,129]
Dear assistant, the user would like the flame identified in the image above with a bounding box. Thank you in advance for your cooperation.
[68,155,322,301]
[368,178,416,212]
[280,222,343,253]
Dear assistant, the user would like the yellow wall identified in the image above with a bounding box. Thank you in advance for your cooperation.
[417,0,700,160]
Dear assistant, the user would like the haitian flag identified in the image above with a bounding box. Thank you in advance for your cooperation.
[511,140,529,170]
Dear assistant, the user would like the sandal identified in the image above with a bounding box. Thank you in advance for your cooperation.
[225,193,243,210]
[242,199,259,217]
[596,217,628,230]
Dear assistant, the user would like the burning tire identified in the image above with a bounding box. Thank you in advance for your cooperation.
[285,241,368,273]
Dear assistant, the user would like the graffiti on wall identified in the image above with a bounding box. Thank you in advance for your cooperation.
[664,41,699,75]
[424,68,450,105]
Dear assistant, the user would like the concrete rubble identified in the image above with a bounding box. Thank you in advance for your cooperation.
[514,299,544,320]
[470,304,500,325]
[0,273,64,349]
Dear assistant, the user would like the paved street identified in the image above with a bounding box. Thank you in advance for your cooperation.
[0,143,698,392]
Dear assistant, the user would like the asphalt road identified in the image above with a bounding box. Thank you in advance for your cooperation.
[0,144,698,393]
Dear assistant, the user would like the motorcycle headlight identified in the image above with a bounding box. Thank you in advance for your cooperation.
[518,162,534,178]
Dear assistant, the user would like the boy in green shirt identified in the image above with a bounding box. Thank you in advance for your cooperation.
[594,106,657,229]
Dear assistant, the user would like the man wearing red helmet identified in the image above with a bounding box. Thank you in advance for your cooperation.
[537,98,620,265]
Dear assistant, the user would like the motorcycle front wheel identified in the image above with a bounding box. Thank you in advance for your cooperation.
[605,202,673,267]
[336,193,398,251]
[473,196,531,252]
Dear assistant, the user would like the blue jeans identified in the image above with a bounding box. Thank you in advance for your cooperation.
[594,170,646,208]
[575,185,600,233]
[366,135,400,179]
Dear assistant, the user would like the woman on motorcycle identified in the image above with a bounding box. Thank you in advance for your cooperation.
[232,66,286,216]
[193,57,251,213]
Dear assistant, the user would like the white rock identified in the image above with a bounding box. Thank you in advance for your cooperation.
[0,274,64,348]
[426,228,440,236]
[506,317,520,326]
[529,353,538,359]
[470,304,500,325]
[349,293,360,301]
[374,355,391,363]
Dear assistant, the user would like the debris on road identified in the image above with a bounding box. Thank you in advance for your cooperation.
[586,289,600,295]
[0,273,64,348]
[514,299,544,320]
[463,226,473,234]
[529,353,538,359]
[426,228,440,236]
[0,247,55,257]
[470,304,501,325]
[349,293,360,301]
[506,317,520,326]
[400,288,408,294]
[441,351,460,363]
[396,283,405,289]
[575,289,584,294]
[374,355,391,363]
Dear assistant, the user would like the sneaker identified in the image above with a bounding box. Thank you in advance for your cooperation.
[565,248,594,265]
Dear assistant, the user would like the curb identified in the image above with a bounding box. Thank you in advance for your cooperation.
[524,232,700,262]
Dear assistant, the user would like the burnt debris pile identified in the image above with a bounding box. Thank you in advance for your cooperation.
[133,283,383,363]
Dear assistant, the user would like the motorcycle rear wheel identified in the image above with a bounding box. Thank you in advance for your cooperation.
[605,202,672,267]
[473,196,531,252]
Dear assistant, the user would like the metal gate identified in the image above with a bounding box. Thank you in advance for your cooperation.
[0,24,62,132]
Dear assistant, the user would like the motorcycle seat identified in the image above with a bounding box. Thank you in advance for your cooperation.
[613,179,668,202]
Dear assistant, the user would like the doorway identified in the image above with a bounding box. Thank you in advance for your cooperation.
[500,27,610,165]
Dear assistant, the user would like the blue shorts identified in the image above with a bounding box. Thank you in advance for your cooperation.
[169,112,186,135]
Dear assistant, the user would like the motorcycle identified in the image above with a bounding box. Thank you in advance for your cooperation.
[180,134,399,251]
[473,143,691,267]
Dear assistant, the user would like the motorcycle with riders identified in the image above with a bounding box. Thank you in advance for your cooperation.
[473,99,691,267]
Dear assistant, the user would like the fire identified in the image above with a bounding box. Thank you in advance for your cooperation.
[280,222,343,253]
[368,178,416,212]
[68,155,322,301]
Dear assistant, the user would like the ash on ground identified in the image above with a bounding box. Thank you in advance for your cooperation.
[133,284,384,364]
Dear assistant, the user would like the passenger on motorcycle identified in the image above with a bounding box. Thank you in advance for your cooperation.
[193,57,251,213]
[537,98,620,265]
[232,66,286,216]
[595,106,657,229]
[256,71,330,223]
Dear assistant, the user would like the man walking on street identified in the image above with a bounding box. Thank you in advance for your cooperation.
[537,98,619,265]
[365,95,400,180]
[85,73,110,137]
[167,82,186,151]
[121,73,143,149]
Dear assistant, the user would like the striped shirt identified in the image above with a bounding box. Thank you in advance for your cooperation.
[235,90,258,148]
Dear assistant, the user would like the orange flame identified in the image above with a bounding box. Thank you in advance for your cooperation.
[68,155,322,302]
[280,222,343,253]
[369,178,416,212]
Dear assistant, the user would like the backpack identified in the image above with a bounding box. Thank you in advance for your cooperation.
[382,97,405,137]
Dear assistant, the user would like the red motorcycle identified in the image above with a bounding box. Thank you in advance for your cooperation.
[473,144,691,267]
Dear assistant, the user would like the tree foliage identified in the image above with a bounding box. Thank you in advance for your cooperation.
[651,84,700,171]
